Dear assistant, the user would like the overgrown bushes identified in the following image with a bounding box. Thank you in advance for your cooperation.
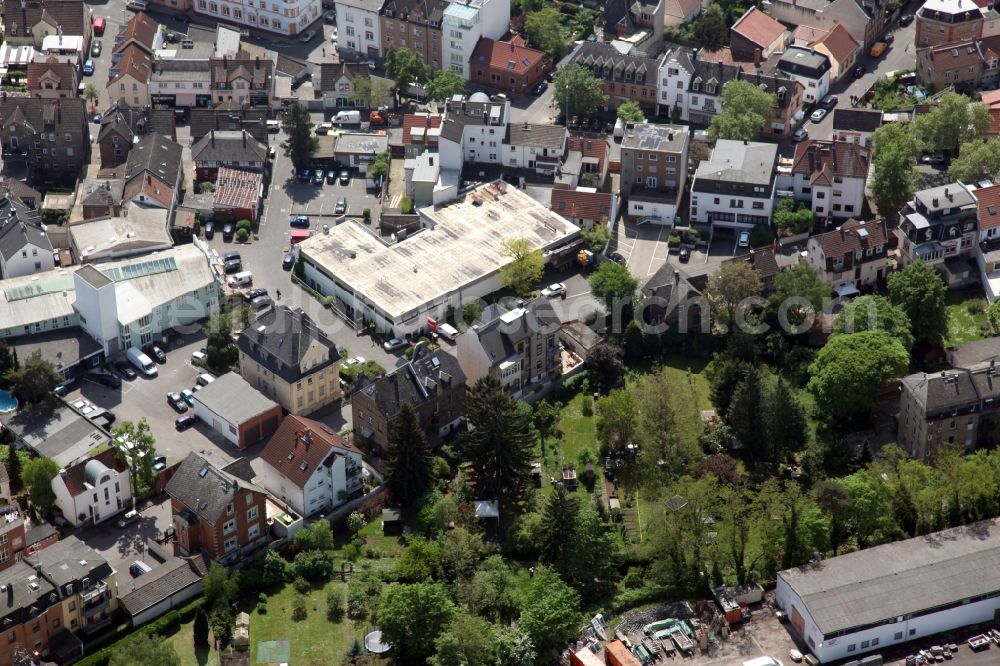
[75,598,206,666]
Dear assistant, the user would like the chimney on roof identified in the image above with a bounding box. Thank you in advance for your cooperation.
[211,130,215,146]
[255,56,260,68]
[754,48,762,67]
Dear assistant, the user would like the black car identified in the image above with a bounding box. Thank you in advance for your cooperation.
[289,214,310,228]
[607,252,626,265]
[224,258,242,273]
[282,252,296,270]
[222,222,235,241]
[899,13,913,25]
[114,361,137,380]
[531,81,548,95]
[327,170,337,184]
[175,414,197,431]
[313,170,325,185]
[91,371,122,389]
[853,65,865,78]
[223,251,241,262]
[339,171,350,185]
[143,344,166,363]
[296,169,311,183]
[204,221,215,239]
[167,392,188,413]
[678,248,691,263]
[246,288,268,300]
[884,33,894,44]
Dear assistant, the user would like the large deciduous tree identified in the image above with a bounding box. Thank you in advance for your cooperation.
[553,64,608,120]
[10,351,59,407]
[767,261,829,331]
[709,79,776,142]
[912,92,988,155]
[377,582,455,663]
[385,46,430,92]
[888,261,948,347]
[280,102,318,173]
[499,238,544,297]
[386,403,434,506]
[524,8,567,60]
[585,342,624,391]
[23,457,59,511]
[518,567,581,657]
[871,123,921,219]
[426,70,466,101]
[112,419,157,498]
[705,261,762,332]
[538,484,578,567]
[588,261,638,311]
[948,137,1000,183]
[692,4,728,48]
[834,295,915,351]
[617,101,645,123]
[808,331,910,421]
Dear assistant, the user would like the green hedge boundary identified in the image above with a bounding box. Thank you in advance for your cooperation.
[75,597,205,666]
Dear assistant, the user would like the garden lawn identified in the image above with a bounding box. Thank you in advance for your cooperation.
[945,289,991,347]
[162,618,217,666]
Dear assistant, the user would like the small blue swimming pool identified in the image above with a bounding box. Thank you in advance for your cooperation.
[0,390,17,414]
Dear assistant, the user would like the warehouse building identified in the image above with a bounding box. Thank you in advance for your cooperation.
[776,518,1000,663]
[297,181,579,337]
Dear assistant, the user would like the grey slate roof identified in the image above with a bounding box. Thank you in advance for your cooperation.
[900,369,978,417]
[570,41,659,84]
[237,306,340,384]
[191,130,267,165]
[119,557,205,617]
[440,99,508,141]
[948,337,1000,369]
[777,46,831,77]
[0,196,50,261]
[355,346,465,418]
[75,264,113,289]
[779,518,1000,635]
[832,108,884,133]
[25,535,113,590]
[166,452,267,525]
[691,58,741,92]
[97,99,148,144]
[622,123,689,152]
[471,298,561,362]
[193,372,278,424]
[188,105,270,144]
[81,179,125,208]
[914,182,977,212]
[0,178,41,208]
[0,561,57,626]
[505,123,566,150]
[124,133,183,186]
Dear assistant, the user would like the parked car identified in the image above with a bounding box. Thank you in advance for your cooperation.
[180,389,195,406]
[531,81,548,95]
[143,344,166,363]
[175,414,197,431]
[204,220,215,239]
[222,222,235,241]
[91,40,102,57]
[251,294,273,310]
[383,337,407,352]
[289,214,310,227]
[540,282,566,297]
[91,371,122,389]
[327,170,337,184]
[821,95,838,109]
[608,252,626,265]
[282,252,296,270]
[810,108,828,123]
[792,127,808,142]
[152,455,168,471]
[853,65,865,78]
[738,230,751,248]
[93,16,107,35]
[167,392,188,412]
[678,248,691,263]
[117,510,139,528]
[83,59,95,76]
[920,153,947,165]
[246,288,268,300]
[192,350,207,363]
[114,361,137,380]
[129,561,152,577]
[315,122,334,135]
[899,12,914,25]
[223,250,241,262]
[297,169,311,182]
[313,170,325,185]
[334,197,347,214]
[298,29,317,42]
[339,170,350,185]
[224,258,241,273]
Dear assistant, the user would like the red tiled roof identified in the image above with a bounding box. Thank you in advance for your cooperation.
[977,183,1000,230]
[793,139,870,186]
[58,449,128,497]
[214,167,263,212]
[696,46,758,72]
[470,37,547,76]
[114,11,159,54]
[108,44,152,86]
[793,25,829,44]
[731,7,785,49]
[918,39,984,72]
[816,219,888,258]
[550,188,613,221]
[983,89,1000,135]
[816,24,859,66]
[123,171,173,207]
[566,135,609,174]
[26,57,76,92]
[260,415,361,490]
[402,112,442,144]
[663,0,701,20]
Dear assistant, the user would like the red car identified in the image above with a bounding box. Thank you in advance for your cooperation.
[93,16,106,35]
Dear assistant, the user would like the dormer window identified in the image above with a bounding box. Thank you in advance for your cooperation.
[692,76,701,91]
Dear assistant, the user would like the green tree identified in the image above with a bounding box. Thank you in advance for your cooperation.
[871,124,920,219]
[706,356,752,416]
[808,332,910,421]
[205,309,238,372]
[518,566,581,656]
[727,368,764,460]
[888,261,949,346]
[532,399,560,452]
[617,100,645,123]
[461,555,521,623]
[385,46,430,91]
[203,561,239,608]
[524,8,567,60]
[765,379,808,463]
[767,261,828,331]
[351,75,392,109]
[377,582,456,662]
[692,4,728,48]
[369,152,390,184]
[347,511,367,534]
[585,341,624,390]
[596,388,637,456]
[624,319,644,360]
[22,457,59,511]
[705,261,762,332]
[580,223,611,251]
[494,628,536,666]
[834,295,915,351]
[396,538,443,582]
[193,609,210,647]
[10,351,59,407]
[426,69,466,101]
[112,419,157,498]
[6,442,21,493]
[772,199,815,234]
[539,484,578,568]
[838,470,894,547]
[553,64,608,120]
[386,403,434,505]
[280,102,319,173]
[428,614,497,666]
[948,137,1000,183]
[561,502,617,593]
[461,302,482,326]
[499,238,544,297]
[589,261,638,311]
[463,376,534,506]
[109,633,180,666]
[709,79,776,142]
[326,586,345,622]
[0,340,18,381]
[913,92,986,155]
[84,83,101,112]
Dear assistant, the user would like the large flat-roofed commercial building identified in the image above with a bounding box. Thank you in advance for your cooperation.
[777,518,1000,663]
[298,181,580,337]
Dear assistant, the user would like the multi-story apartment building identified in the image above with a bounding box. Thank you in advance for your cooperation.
[51,450,132,528]
[107,45,154,108]
[896,182,979,284]
[380,0,447,71]
[831,108,883,147]
[916,39,995,91]
[790,139,871,220]
[150,60,213,108]
[916,0,984,48]
[237,306,342,415]
[0,506,27,573]
[210,56,274,108]
[504,123,566,174]
[775,46,831,104]
[730,7,788,62]
[806,219,889,292]
[259,415,365,517]
[166,452,270,563]
[742,70,804,140]
[352,344,466,451]
[0,198,52,280]
[657,46,694,119]
[26,57,79,99]
[569,42,661,113]
[336,0,386,59]
[601,0,664,57]
[122,134,184,209]
[619,123,689,224]
[440,0,509,78]
[437,95,511,170]
[194,0,321,37]
[765,0,886,50]
[0,0,92,50]
[689,140,779,229]
[470,36,551,95]
[456,299,562,399]
[0,97,90,186]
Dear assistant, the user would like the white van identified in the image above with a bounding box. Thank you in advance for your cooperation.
[227,270,253,287]
[266,120,280,133]
[126,347,157,377]
[438,322,459,342]
[126,0,148,10]
[333,110,361,124]
[196,373,215,387]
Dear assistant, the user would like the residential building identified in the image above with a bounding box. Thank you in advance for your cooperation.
[352,344,466,451]
[26,56,79,98]
[790,139,871,220]
[567,42,661,113]
[0,505,27,573]
[118,556,208,627]
[191,130,267,180]
[831,108,883,147]
[96,100,152,168]
[122,134,184,210]
[806,219,889,294]
[335,0,386,58]
[456,298,562,399]
[764,0,887,50]
[0,197,53,279]
[558,135,610,189]
[689,140,779,229]
[166,452,270,563]
[149,60,213,109]
[974,183,1000,300]
[193,0,320,37]
[896,182,979,284]
[504,123,566,175]
[601,0,664,56]
[657,46,694,119]
[724,248,782,288]
[739,70,804,140]
[188,104,270,143]
[113,12,163,57]
[51,449,132,527]
[259,415,364,517]
[0,180,40,211]
[210,56,274,108]
[916,39,993,91]
[687,55,742,125]
[440,0,509,78]
[213,167,264,223]
[775,46,832,104]
[640,264,708,333]
[437,94,510,171]
[550,188,617,229]
[402,112,443,155]
[729,7,788,62]
[107,44,154,108]
[777,516,1000,663]
[379,0,447,71]
[663,0,702,27]
[0,97,89,186]
[620,123,690,224]
[469,36,551,95]
[0,465,9,502]
[333,132,389,172]
[318,61,393,109]
[916,0,985,47]
[191,372,283,449]
[0,0,91,50]
[237,306,342,415]
[810,24,860,81]
[299,182,579,337]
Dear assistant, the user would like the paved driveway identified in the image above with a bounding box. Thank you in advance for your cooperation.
[610,220,673,280]
[78,496,176,585]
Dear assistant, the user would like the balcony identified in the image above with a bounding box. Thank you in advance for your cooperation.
[80,581,108,604]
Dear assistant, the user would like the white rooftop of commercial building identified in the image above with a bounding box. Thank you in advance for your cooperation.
[42,35,84,53]
[299,181,579,322]
[70,208,172,261]
[921,0,982,14]
[0,269,78,335]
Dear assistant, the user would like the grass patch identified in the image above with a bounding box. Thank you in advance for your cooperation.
[162,618,217,666]
[945,288,991,347]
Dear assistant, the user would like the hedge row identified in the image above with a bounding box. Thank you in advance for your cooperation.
[74,597,205,666]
